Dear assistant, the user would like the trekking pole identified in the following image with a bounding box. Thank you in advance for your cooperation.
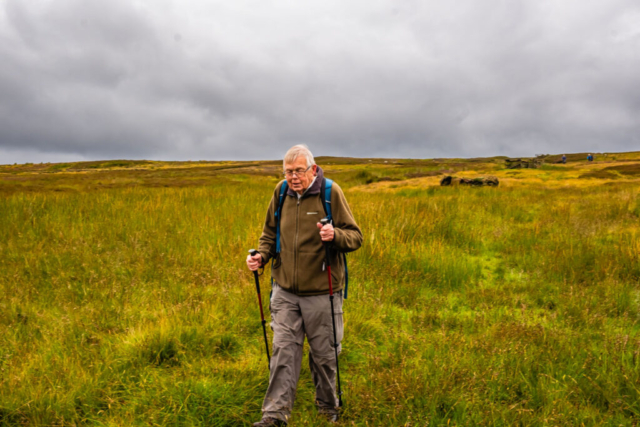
[319,218,343,408]
[249,249,271,368]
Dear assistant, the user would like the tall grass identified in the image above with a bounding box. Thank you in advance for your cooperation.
[1,161,640,425]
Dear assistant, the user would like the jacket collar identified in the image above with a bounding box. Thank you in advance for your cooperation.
[287,165,324,197]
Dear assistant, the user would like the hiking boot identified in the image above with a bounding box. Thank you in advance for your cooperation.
[319,412,339,423]
[253,417,287,427]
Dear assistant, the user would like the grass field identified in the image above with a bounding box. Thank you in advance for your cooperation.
[1,152,640,426]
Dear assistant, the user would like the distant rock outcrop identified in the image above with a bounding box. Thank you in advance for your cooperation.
[440,175,499,187]
[505,158,543,169]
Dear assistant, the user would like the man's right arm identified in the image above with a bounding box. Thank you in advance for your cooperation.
[257,182,283,266]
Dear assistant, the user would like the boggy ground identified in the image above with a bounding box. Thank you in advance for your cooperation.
[1,152,640,426]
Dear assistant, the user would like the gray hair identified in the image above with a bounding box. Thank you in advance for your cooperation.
[283,144,315,169]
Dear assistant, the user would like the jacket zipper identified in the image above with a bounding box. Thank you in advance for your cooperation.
[294,197,300,294]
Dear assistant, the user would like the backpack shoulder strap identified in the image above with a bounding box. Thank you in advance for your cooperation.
[321,177,333,221]
[275,180,288,253]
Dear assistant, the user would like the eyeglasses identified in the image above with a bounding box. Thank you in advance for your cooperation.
[283,165,312,178]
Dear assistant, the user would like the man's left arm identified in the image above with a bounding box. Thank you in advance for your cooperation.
[330,183,363,252]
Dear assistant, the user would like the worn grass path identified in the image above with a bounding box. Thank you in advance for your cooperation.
[1,154,640,425]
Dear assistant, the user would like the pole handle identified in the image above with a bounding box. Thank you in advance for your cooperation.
[249,249,261,292]
[319,218,332,269]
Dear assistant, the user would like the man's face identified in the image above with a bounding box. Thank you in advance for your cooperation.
[284,156,317,194]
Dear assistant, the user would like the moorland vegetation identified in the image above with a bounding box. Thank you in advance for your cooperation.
[1,152,640,425]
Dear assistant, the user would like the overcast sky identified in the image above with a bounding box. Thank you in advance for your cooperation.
[1,0,639,164]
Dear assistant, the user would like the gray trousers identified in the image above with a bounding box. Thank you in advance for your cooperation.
[262,283,344,422]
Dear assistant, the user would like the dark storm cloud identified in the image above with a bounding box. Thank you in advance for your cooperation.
[1,0,639,164]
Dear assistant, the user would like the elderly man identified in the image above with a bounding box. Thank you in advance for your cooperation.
[247,145,363,426]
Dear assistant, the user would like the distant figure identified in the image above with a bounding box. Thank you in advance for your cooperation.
[561,154,567,164]
[587,154,594,162]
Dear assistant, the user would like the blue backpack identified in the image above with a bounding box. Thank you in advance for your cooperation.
[273,178,350,298]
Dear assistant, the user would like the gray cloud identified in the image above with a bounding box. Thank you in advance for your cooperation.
[1,0,639,164]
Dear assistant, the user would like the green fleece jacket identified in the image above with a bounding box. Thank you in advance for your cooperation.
[258,167,363,296]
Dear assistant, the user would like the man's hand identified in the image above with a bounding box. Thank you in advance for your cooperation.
[246,252,262,271]
[317,222,334,242]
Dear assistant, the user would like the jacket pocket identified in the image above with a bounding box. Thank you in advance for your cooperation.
[297,250,328,293]
[273,249,294,292]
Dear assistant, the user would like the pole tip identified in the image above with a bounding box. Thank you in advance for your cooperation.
[249,249,259,256]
